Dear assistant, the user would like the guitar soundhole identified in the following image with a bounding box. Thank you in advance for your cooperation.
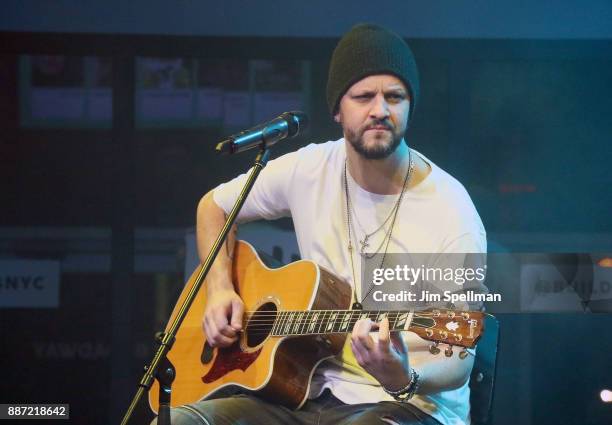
[245,302,277,348]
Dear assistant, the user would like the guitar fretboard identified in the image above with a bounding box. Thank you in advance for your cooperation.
[250,310,435,336]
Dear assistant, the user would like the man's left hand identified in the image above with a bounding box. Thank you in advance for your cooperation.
[350,317,412,391]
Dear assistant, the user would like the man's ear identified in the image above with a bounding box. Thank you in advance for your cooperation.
[334,112,341,123]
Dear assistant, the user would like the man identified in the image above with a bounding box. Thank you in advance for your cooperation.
[165,24,486,425]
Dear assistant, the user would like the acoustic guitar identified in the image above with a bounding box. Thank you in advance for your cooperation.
[149,240,486,412]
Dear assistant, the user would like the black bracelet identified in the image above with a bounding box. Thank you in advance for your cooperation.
[383,367,420,402]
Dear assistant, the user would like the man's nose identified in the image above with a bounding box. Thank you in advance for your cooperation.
[370,94,390,119]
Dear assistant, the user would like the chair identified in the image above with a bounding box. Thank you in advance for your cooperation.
[469,314,500,425]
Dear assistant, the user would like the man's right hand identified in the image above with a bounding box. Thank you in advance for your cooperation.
[203,288,245,347]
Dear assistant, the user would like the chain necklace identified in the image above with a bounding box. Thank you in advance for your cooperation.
[348,185,398,256]
[344,150,413,309]
[345,154,414,259]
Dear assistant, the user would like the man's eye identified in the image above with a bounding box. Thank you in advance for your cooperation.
[387,94,405,101]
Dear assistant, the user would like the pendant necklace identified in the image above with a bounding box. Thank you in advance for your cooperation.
[343,150,413,309]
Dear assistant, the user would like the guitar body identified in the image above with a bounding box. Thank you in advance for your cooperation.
[149,240,352,412]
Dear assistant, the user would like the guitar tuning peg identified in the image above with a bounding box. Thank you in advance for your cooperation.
[445,345,454,357]
[429,342,440,355]
[459,348,469,359]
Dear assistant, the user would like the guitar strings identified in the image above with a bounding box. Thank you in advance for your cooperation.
[245,315,460,323]
[242,319,442,329]
[242,319,472,347]
[239,311,429,314]
[241,313,456,323]
[243,321,435,328]
[208,311,477,347]
[239,310,472,317]
[240,314,462,322]
[239,311,476,340]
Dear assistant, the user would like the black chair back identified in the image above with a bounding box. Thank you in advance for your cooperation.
[469,314,500,425]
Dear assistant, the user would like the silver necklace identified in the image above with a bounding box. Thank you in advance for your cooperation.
[344,152,414,258]
[347,179,399,256]
[344,150,413,308]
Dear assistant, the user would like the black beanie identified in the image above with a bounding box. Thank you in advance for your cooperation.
[326,24,420,121]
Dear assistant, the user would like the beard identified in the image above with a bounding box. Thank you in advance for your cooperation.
[345,120,405,160]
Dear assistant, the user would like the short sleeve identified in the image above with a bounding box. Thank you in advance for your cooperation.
[212,150,300,223]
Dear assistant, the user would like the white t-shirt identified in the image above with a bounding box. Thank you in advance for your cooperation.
[214,138,487,425]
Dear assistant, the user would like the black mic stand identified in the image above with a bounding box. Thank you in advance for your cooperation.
[120,148,271,425]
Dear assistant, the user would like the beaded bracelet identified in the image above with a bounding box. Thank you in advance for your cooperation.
[382,367,420,402]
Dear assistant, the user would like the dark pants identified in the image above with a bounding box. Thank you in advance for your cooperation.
[152,390,442,425]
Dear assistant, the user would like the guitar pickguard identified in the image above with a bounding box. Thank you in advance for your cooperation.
[202,343,262,383]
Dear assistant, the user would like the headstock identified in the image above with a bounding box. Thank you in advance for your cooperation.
[408,309,486,359]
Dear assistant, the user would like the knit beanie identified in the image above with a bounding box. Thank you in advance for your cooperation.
[326,24,420,121]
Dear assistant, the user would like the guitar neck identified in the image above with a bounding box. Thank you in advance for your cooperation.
[249,308,482,348]
[269,310,420,336]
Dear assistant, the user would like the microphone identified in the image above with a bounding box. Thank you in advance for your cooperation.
[216,111,308,155]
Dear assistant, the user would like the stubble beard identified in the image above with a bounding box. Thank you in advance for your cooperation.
[345,124,405,160]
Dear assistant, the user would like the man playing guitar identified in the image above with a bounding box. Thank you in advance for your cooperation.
[159,23,487,425]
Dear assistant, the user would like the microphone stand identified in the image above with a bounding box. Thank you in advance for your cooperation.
[120,148,271,425]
